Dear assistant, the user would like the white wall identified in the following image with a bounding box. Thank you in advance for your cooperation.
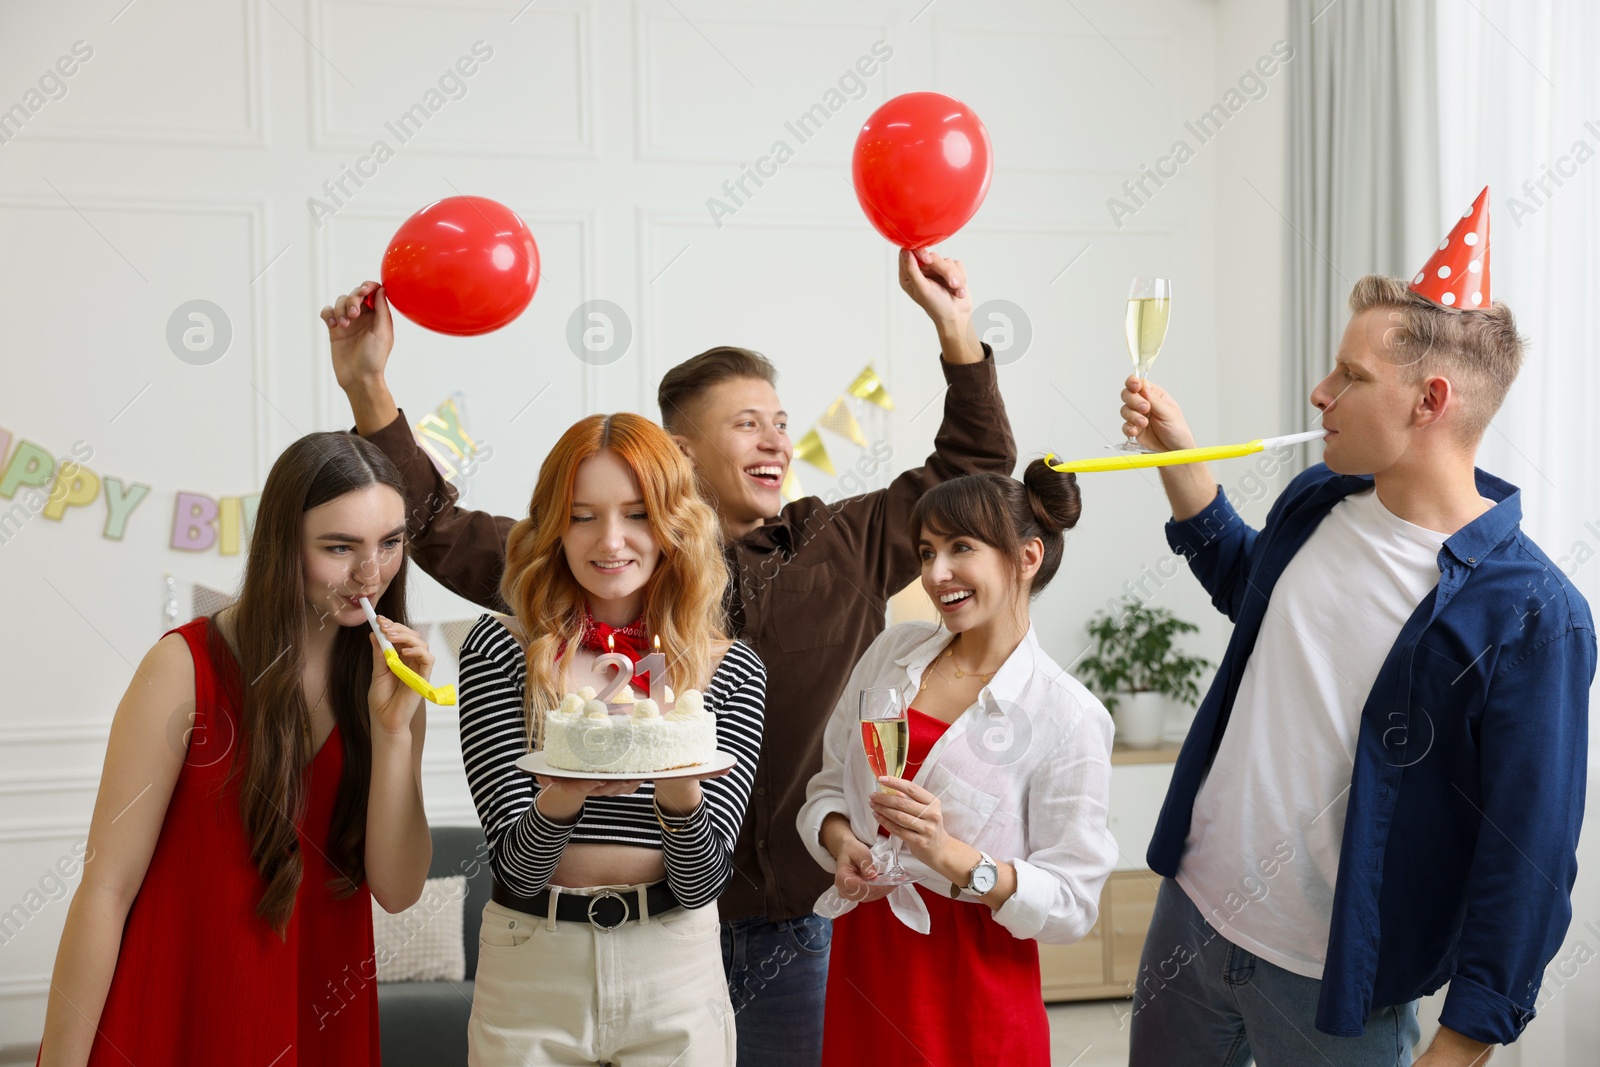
[1214,0,1288,456]
[0,0,1280,1049]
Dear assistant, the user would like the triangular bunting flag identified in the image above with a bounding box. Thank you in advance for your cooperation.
[781,466,803,501]
[191,582,236,619]
[793,429,837,475]
[818,397,868,447]
[847,365,894,410]
[414,395,478,483]
[440,619,477,659]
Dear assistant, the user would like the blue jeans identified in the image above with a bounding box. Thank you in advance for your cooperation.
[1130,879,1421,1067]
[720,914,831,1067]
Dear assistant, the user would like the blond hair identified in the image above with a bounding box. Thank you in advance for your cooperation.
[1347,274,1525,443]
[500,414,727,746]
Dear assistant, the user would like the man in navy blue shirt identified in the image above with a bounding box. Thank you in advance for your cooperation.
[1117,263,1593,1061]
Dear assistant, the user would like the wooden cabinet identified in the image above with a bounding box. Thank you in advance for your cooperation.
[1037,739,1179,1002]
[1043,915,1106,991]
[1107,874,1160,985]
[1039,869,1162,1001]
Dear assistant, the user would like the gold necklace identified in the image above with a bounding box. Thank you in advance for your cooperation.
[302,682,330,746]
[918,646,1000,692]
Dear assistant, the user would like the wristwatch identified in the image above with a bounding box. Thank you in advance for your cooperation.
[950,852,998,898]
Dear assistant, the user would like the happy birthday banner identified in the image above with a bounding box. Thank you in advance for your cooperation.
[0,398,476,555]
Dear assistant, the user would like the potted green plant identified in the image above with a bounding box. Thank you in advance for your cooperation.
[1077,599,1212,747]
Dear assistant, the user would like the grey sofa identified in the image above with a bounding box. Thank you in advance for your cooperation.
[378,824,493,1067]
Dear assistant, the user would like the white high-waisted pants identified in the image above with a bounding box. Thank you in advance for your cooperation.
[468,885,735,1067]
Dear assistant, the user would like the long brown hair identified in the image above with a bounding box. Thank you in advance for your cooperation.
[212,432,409,934]
[501,414,726,744]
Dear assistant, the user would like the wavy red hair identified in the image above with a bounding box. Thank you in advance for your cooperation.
[500,414,727,742]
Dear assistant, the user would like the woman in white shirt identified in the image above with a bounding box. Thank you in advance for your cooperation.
[797,459,1117,1066]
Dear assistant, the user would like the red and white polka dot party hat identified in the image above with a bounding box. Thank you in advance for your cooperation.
[1409,186,1490,309]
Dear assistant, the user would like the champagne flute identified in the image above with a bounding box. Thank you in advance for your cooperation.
[1115,277,1172,453]
[858,686,916,887]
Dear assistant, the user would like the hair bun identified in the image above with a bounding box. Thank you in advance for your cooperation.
[1022,458,1081,534]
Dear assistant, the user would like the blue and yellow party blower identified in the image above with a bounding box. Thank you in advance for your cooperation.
[360,596,457,705]
[1043,429,1328,474]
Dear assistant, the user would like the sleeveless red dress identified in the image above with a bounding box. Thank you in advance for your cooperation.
[67,618,380,1066]
[822,708,1051,1066]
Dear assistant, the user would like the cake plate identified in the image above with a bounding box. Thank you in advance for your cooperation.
[514,751,738,781]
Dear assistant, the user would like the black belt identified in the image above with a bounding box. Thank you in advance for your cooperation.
[491,878,680,931]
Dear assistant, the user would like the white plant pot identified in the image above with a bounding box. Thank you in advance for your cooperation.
[1115,691,1166,748]
[1167,699,1197,741]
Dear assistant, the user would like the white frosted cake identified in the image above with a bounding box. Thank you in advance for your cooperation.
[542,686,716,774]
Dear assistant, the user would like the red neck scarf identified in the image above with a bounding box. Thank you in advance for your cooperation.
[576,605,653,691]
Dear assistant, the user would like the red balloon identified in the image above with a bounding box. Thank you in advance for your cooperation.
[379,196,540,336]
[851,92,993,249]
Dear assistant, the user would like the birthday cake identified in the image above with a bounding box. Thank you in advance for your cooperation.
[542,686,716,774]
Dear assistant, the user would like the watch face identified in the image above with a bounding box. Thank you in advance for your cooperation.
[972,862,998,894]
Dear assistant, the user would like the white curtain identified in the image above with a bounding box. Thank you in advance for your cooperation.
[1284,0,1440,469]
[1279,4,1600,1060]
[1438,0,1600,594]
[1437,5,1600,1064]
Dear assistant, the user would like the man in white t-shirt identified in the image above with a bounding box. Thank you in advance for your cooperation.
[1115,268,1593,1065]
[1179,484,1449,978]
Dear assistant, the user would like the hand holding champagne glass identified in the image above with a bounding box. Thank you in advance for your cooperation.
[859,686,916,886]
[1115,277,1172,453]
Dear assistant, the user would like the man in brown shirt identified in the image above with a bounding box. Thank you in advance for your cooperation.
[322,249,1016,1065]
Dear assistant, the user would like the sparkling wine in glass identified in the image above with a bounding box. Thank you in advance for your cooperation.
[858,687,916,887]
[1116,277,1172,453]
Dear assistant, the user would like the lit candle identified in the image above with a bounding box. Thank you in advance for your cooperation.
[637,634,668,705]
[594,634,637,711]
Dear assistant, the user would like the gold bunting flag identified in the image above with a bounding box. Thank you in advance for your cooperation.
[847,365,894,410]
[415,396,478,482]
[818,397,867,447]
[793,428,836,475]
[781,465,803,501]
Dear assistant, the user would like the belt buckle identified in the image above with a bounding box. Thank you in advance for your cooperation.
[586,889,628,931]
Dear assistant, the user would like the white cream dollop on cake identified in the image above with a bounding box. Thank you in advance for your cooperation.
[543,687,715,773]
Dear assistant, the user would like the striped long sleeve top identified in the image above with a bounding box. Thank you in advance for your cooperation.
[457,615,766,909]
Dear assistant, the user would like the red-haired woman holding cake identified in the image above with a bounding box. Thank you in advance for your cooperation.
[457,413,765,1066]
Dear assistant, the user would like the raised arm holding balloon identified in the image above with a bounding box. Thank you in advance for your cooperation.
[324,280,399,437]
[898,248,982,365]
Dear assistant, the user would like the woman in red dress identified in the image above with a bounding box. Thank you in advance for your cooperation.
[799,462,1119,1066]
[38,432,436,1067]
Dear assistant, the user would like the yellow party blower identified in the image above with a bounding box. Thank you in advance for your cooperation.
[360,596,457,706]
[1044,429,1328,474]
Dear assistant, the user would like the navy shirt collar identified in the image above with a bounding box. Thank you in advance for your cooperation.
[1322,469,1522,569]
[1450,468,1522,567]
